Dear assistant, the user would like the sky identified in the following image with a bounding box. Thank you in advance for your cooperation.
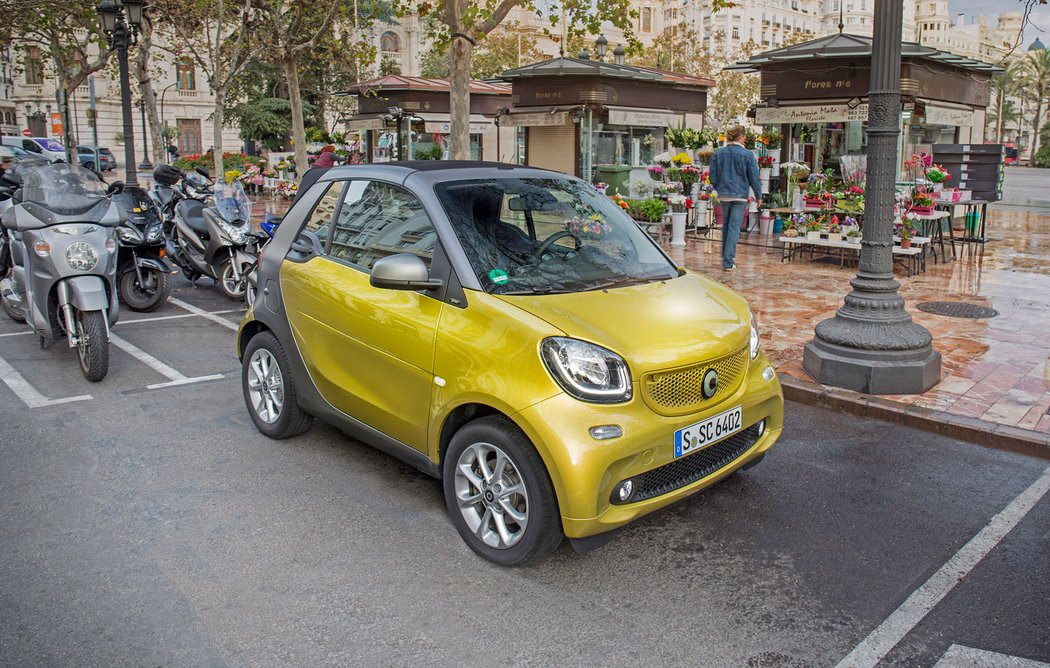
[948,0,1050,51]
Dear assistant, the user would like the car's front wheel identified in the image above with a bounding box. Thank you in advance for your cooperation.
[443,416,562,566]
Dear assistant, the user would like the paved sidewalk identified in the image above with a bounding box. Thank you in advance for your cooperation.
[666,199,1050,448]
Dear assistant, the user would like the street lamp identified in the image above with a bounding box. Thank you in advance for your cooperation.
[595,35,608,61]
[137,99,153,171]
[97,0,144,186]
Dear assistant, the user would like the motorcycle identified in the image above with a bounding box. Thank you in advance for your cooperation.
[151,164,211,240]
[244,211,281,308]
[111,184,175,312]
[0,163,122,382]
[167,178,256,300]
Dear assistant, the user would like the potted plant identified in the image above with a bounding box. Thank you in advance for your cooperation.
[846,227,862,244]
[925,163,951,191]
[594,181,608,195]
[640,197,668,223]
[826,217,843,242]
[806,215,824,240]
[678,165,702,194]
[898,218,915,248]
[757,154,775,190]
[780,162,810,207]
[647,164,665,181]
[910,187,936,215]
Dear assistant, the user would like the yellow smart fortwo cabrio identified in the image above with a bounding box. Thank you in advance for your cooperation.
[238,162,783,566]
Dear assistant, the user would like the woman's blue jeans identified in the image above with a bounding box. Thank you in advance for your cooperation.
[721,200,747,269]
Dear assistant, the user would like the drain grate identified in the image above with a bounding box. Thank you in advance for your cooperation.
[916,301,999,319]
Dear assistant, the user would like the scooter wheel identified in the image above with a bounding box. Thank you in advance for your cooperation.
[217,258,247,301]
[76,310,110,382]
[1,296,26,323]
[120,268,172,312]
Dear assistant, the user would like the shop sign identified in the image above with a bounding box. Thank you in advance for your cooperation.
[755,103,869,124]
[424,120,493,134]
[500,111,570,127]
[346,117,385,131]
[607,108,682,127]
[924,105,973,127]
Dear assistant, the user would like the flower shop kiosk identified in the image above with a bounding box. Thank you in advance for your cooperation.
[726,33,1000,181]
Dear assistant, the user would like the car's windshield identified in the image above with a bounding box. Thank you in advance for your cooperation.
[435,177,677,295]
[35,138,66,152]
[22,163,107,214]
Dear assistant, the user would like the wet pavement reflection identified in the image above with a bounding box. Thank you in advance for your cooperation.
[667,204,1050,434]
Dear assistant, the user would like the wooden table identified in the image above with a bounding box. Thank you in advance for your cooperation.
[779,235,929,275]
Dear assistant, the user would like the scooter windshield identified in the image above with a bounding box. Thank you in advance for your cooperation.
[213,180,251,223]
[22,163,107,215]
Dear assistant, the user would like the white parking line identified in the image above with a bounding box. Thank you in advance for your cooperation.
[836,466,1050,668]
[0,353,92,408]
[0,331,32,338]
[119,309,242,326]
[108,332,223,389]
[168,298,241,331]
[934,644,1050,667]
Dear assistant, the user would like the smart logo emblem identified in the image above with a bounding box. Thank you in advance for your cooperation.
[701,369,719,399]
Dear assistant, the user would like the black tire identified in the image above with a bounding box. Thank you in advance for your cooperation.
[76,310,109,382]
[119,267,172,312]
[182,266,200,283]
[217,257,248,300]
[1,296,26,323]
[241,330,311,439]
[443,416,562,566]
[83,162,95,171]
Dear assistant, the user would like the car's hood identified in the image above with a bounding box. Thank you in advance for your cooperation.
[496,271,751,376]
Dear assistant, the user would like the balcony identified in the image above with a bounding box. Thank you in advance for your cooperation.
[177,89,199,98]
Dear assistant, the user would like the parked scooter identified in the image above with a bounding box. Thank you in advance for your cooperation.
[0,163,121,382]
[151,164,211,240]
[167,178,256,300]
[111,184,174,312]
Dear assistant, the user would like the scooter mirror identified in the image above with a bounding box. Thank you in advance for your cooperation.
[106,181,125,196]
[195,167,210,179]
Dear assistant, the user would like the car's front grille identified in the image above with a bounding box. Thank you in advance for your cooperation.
[611,423,761,504]
[641,347,748,416]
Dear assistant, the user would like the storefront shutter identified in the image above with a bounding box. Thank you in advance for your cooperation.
[527,125,576,176]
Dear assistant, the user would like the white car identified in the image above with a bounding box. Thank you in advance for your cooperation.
[1,136,67,163]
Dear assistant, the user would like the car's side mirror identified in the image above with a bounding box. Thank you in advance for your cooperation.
[370,254,443,291]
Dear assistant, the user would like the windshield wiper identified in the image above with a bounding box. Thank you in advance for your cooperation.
[587,275,665,291]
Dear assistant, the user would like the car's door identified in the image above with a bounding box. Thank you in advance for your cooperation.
[22,140,41,154]
[280,179,441,451]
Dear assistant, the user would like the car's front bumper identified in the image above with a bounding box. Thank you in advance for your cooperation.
[512,353,783,539]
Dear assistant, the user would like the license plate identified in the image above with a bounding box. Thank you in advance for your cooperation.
[674,406,743,458]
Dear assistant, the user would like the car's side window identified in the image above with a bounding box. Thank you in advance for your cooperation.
[23,140,40,153]
[300,181,345,252]
[329,181,437,271]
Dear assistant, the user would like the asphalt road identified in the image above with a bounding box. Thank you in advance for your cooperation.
[0,276,1047,667]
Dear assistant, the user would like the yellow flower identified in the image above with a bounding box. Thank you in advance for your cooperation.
[672,152,692,166]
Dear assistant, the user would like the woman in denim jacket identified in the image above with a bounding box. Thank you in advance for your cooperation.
[708,125,763,271]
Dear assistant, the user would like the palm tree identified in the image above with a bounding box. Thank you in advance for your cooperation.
[990,60,1022,144]
[988,99,1020,141]
[1021,48,1050,166]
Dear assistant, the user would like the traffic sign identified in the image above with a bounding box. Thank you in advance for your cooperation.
[21,128,30,136]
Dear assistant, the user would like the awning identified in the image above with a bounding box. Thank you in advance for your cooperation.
[755,103,869,124]
[414,112,493,134]
[605,106,684,127]
[500,109,571,127]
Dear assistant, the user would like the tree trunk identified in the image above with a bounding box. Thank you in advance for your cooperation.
[134,18,165,166]
[996,92,1003,144]
[448,34,474,160]
[213,87,226,177]
[1030,94,1043,167]
[284,56,309,177]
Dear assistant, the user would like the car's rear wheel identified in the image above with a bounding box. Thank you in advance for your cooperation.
[241,331,312,439]
[443,416,561,566]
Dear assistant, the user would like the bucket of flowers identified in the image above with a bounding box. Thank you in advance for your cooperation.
[594,181,608,195]
[678,164,702,194]
[647,164,665,181]
[609,194,630,212]
[671,152,693,167]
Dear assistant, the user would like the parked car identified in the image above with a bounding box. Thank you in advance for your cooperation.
[0,145,31,159]
[77,145,116,172]
[236,162,784,566]
[1,136,67,162]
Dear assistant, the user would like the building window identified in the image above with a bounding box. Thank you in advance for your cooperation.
[732,27,739,39]
[380,31,401,53]
[642,7,652,33]
[176,56,195,91]
[24,46,44,85]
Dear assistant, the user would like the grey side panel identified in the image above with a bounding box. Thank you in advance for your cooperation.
[60,275,109,311]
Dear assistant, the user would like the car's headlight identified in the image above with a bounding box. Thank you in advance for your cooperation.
[750,310,761,360]
[66,241,99,271]
[540,337,632,403]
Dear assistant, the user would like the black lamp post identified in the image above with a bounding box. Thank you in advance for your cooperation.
[137,98,153,171]
[802,0,940,394]
[595,35,608,61]
[97,0,144,187]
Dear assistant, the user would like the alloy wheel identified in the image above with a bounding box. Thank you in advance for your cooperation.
[454,441,529,549]
[246,348,284,424]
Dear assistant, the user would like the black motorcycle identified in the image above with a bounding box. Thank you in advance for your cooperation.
[168,178,256,300]
[111,184,175,312]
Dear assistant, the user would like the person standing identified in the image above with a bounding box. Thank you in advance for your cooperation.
[708,125,762,272]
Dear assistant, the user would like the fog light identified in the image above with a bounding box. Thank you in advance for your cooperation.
[618,480,634,501]
[589,425,623,440]
[762,366,775,382]
[757,419,766,437]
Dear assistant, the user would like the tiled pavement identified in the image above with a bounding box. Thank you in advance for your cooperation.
[665,205,1050,437]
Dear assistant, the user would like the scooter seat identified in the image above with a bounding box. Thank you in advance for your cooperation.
[176,199,209,236]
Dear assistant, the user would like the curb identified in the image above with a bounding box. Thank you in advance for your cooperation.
[780,376,1050,461]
